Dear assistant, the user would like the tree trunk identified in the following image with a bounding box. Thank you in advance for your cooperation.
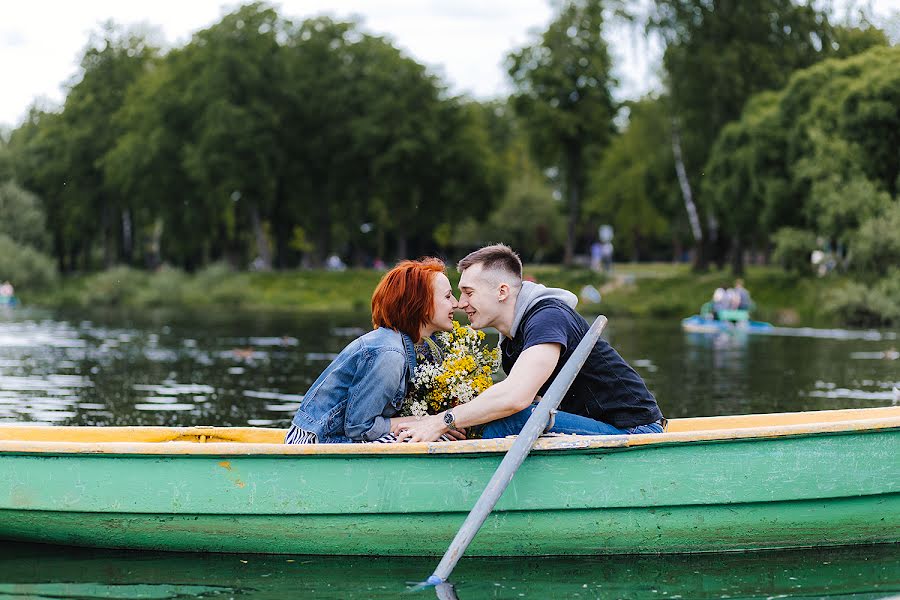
[731,236,745,276]
[103,204,116,269]
[395,234,408,262]
[671,118,706,271]
[249,203,271,271]
[563,143,583,267]
[120,208,133,265]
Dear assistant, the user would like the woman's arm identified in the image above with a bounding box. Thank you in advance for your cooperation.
[343,349,406,441]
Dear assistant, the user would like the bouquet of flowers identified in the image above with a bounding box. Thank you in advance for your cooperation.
[402,321,501,418]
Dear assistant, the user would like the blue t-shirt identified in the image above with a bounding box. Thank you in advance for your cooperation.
[500,299,662,428]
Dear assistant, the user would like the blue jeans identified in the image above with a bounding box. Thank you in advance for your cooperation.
[482,405,664,438]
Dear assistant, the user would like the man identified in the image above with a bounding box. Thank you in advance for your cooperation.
[395,244,664,442]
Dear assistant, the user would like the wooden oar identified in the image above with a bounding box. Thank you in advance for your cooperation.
[425,315,609,586]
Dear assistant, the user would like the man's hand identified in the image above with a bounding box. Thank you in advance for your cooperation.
[444,427,467,441]
[395,414,447,442]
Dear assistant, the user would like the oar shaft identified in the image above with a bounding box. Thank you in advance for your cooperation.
[428,315,608,584]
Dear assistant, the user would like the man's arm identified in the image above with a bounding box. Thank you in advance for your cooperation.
[395,343,561,442]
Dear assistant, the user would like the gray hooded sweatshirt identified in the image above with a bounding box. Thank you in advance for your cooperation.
[507,281,578,340]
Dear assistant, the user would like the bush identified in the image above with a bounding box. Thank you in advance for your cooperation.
[825,270,900,326]
[771,228,817,273]
[0,234,58,290]
[850,202,900,275]
[131,265,189,308]
[79,266,148,307]
[182,262,247,307]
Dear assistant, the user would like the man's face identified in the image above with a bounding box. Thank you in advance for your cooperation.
[457,263,501,330]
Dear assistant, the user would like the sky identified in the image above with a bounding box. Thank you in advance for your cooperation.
[1,1,896,130]
[0,0,665,129]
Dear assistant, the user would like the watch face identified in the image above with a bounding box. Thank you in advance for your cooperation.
[443,412,454,427]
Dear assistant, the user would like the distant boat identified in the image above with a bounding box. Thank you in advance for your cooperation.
[681,312,774,334]
[0,406,897,556]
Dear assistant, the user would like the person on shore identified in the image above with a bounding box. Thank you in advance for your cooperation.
[0,281,13,299]
[394,244,664,442]
[285,258,459,444]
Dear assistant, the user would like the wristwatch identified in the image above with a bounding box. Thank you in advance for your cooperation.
[443,411,458,432]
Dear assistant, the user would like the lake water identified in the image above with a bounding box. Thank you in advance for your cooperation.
[0,307,898,599]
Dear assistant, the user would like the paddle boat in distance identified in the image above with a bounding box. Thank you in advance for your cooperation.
[0,405,897,556]
[682,306,774,334]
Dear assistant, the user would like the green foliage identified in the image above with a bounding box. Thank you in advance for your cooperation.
[507,0,615,263]
[703,44,900,279]
[771,227,817,273]
[99,7,500,268]
[0,134,12,181]
[0,234,58,290]
[824,270,900,327]
[9,23,157,271]
[588,97,679,260]
[0,180,49,250]
[650,1,884,268]
[850,201,900,276]
[79,266,148,307]
[704,92,786,253]
[130,266,189,308]
[454,176,566,263]
[831,24,889,59]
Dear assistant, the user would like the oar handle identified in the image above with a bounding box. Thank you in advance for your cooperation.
[427,315,609,585]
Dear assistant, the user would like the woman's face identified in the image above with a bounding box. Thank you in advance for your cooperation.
[424,273,458,336]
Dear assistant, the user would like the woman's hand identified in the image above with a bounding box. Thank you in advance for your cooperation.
[389,416,419,435]
[395,414,447,442]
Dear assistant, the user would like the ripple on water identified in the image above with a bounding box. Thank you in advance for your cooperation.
[134,403,196,411]
[808,388,898,401]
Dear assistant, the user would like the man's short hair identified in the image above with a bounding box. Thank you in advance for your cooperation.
[457,244,523,280]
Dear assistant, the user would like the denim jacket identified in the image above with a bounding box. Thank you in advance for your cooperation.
[290,327,417,443]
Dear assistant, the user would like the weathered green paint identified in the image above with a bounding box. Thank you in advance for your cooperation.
[0,428,897,555]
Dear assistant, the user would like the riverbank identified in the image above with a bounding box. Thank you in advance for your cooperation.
[16,262,882,328]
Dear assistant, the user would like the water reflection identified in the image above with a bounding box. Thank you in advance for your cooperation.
[0,542,896,599]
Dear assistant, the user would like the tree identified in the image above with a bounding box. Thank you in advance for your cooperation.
[587,97,680,261]
[703,92,786,275]
[702,44,900,280]
[0,181,50,250]
[508,0,616,265]
[9,24,157,272]
[650,0,841,269]
[105,3,287,269]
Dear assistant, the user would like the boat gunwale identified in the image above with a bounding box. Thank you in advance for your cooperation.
[0,413,897,456]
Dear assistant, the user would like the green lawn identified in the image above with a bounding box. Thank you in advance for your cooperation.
[28,262,858,326]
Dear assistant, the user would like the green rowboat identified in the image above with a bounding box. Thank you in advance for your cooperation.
[0,406,897,556]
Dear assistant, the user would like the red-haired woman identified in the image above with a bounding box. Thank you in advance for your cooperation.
[285,258,458,444]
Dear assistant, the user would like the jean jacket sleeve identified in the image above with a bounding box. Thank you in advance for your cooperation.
[343,348,406,441]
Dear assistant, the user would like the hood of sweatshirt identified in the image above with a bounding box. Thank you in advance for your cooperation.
[507,281,578,339]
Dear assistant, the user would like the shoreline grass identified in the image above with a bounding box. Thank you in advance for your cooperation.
[17,262,886,328]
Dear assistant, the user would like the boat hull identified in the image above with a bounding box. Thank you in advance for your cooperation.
[681,315,773,334]
[1,423,897,555]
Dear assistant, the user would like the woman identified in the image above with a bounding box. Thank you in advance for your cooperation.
[285,258,458,444]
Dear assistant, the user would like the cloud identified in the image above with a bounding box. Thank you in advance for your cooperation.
[0,29,27,47]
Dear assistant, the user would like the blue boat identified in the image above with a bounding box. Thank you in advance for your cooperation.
[681,308,773,334]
